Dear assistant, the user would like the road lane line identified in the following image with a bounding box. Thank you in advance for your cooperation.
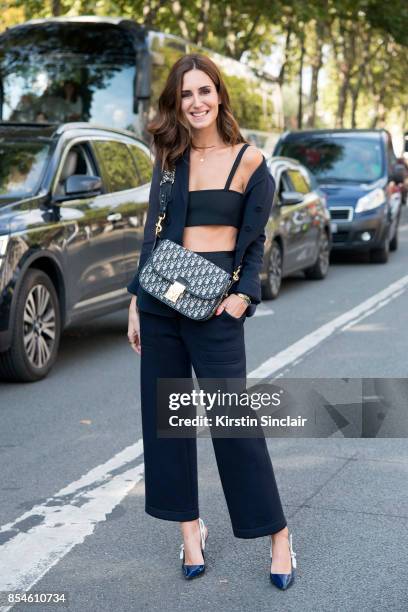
[249,273,408,379]
[253,304,274,317]
[0,441,144,610]
[340,288,406,331]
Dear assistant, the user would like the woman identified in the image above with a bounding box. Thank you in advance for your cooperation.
[127,54,297,589]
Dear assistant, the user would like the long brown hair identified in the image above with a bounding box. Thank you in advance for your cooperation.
[148,53,248,170]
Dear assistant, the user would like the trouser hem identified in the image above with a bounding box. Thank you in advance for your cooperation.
[146,503,199,522]
[233,517,287,539]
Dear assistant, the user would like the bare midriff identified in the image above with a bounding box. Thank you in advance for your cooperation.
[182,225,238,251]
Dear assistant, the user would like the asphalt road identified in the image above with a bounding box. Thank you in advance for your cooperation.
[1,207,408,612]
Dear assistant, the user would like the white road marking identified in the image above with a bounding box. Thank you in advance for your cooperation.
[253,304,274,317]
[0,441,144,611]
[248,273,408,379]
[340,288,406,332]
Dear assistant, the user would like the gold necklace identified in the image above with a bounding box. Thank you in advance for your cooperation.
[193,144,220,163]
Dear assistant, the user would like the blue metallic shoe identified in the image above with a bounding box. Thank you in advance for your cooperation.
[270,532,297,590]
[179,517,208,580]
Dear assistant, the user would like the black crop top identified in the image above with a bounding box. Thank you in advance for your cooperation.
[185,143,250,229]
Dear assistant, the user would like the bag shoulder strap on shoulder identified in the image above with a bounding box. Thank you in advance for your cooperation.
[151,168,175,252]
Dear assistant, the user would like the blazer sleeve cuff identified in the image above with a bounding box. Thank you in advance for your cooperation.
[229,278,262,304]
[127,274,139,295]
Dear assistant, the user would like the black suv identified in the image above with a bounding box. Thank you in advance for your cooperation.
[0,122,153,382]
[274,129,403,263]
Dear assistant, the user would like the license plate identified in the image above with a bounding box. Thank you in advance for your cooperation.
[330,222,338,233]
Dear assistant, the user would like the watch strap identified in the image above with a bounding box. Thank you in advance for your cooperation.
[235,292,251,306]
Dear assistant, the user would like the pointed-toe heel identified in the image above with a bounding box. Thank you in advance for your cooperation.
[270,532,297,591]
[180,517,208,580]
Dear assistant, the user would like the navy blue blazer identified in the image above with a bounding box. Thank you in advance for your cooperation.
[126,146,276,318]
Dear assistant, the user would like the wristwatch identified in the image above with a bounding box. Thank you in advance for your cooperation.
[235,292,251,306]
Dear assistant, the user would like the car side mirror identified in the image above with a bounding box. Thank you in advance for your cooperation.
[65,175,102,196]
[135,48,151,104]
[280,191,304,206]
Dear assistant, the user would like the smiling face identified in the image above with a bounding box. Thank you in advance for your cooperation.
[180,69,221,130]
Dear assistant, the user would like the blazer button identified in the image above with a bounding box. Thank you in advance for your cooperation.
[244,225,251,232]
[255,205,262,212]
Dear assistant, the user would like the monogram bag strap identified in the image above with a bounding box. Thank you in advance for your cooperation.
[151,168,175,252]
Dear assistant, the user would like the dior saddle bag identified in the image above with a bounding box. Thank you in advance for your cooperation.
[138,167,243,321]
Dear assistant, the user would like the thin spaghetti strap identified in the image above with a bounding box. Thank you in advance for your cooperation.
[224,143,251,190]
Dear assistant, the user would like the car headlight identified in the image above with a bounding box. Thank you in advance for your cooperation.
[355,188,385,213]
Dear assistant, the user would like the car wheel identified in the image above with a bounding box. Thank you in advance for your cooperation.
[370,230,390,264]
[304,230,330,280]
[0,269,61,382]
[263,240,282,300]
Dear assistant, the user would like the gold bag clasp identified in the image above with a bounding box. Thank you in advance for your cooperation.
[155,213,166,235]
[164,280,186,303]
[232,265,241,281]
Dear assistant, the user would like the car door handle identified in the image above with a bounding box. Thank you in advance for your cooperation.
[107,212,122,222]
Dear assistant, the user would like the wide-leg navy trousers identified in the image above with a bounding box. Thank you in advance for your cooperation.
[138,251,287,538]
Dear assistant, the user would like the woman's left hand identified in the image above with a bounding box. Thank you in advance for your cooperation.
[215,294,248,318]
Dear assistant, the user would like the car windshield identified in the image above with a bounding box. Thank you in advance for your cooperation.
[0,23,137,129]
[278,135,384,183]
[0,141,50,198]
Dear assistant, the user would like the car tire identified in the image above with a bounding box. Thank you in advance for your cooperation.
[389,229,398,252]
[0,269,61,382]
[262,240,282,300]
[389,215,400,252]
[370,229,390,264]
[304,230,330,280]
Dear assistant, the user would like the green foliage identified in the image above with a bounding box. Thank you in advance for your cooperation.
[222,73,276,130]
[1,0,407,132]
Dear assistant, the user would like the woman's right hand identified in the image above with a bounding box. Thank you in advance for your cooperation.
[128,296,141,354]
